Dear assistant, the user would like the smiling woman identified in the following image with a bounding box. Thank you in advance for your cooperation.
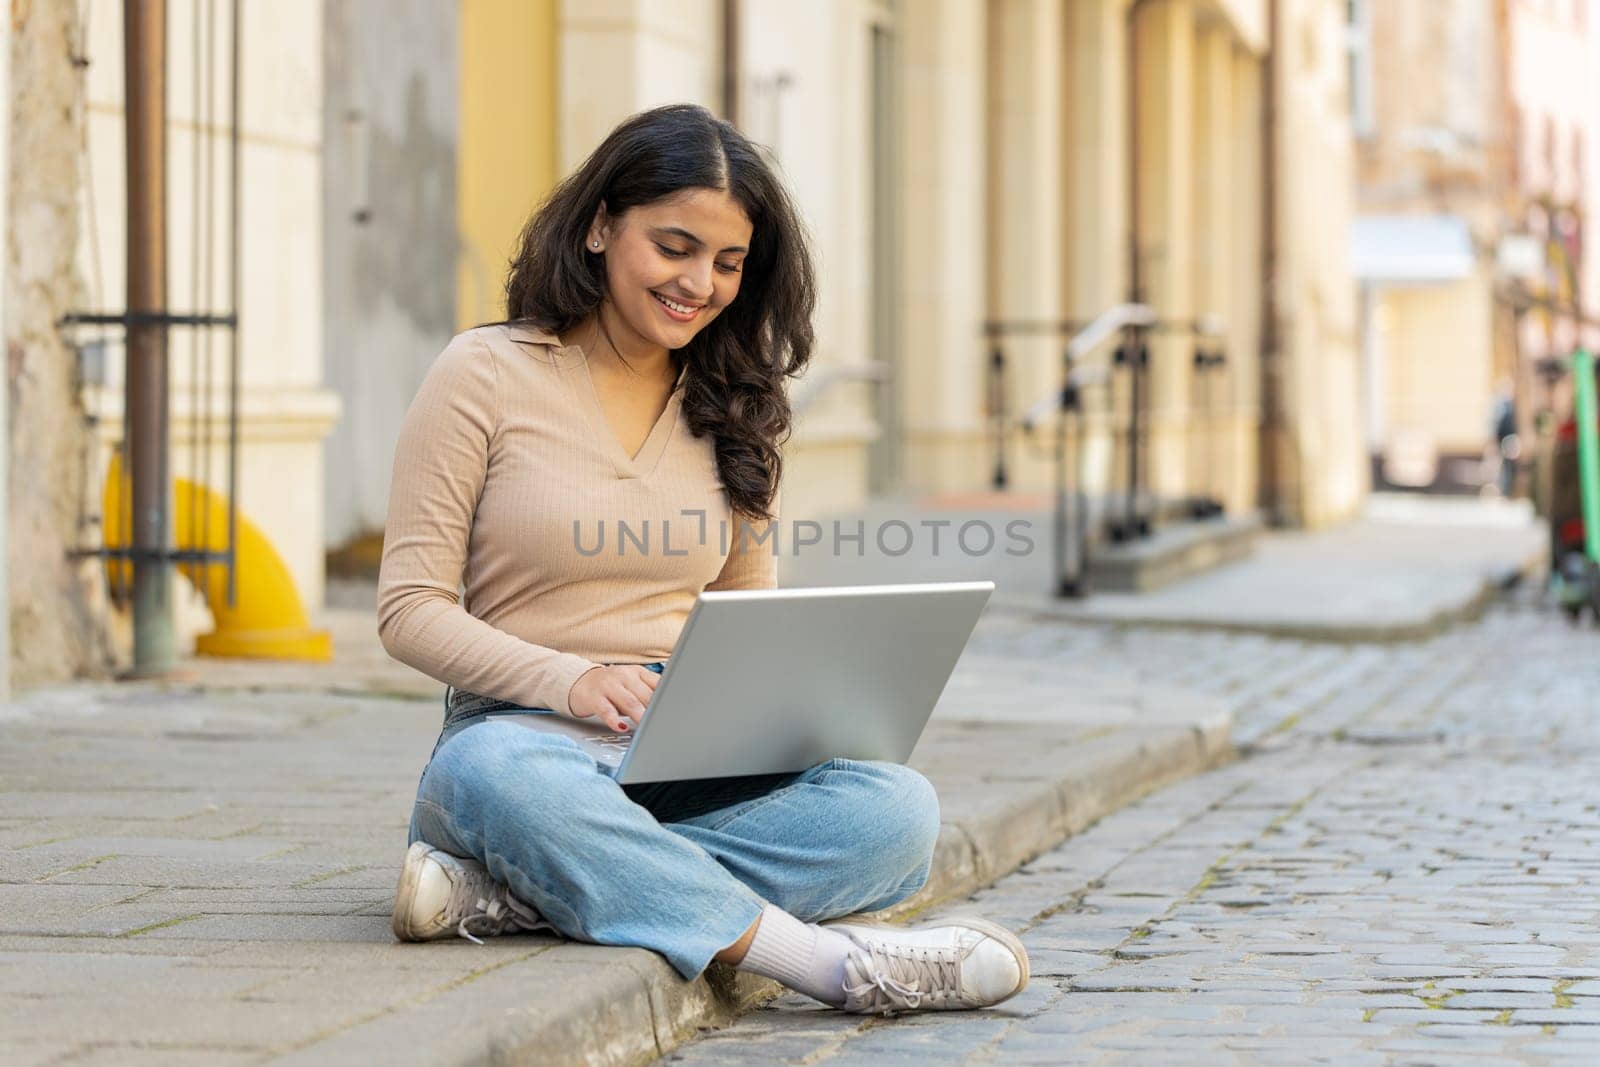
[563,187,758,461]
[378,102,1029,1019]
[582,195,751,366]
[504,103,815,525]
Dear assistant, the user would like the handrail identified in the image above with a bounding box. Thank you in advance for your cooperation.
[790,361,891,416]
[1018,302,1155,430]
[989,303,1228,596]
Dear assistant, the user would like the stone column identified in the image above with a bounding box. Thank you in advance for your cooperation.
[559,0,721,173]
[985,0,1065,490]
[1190,21,1234,506]
[1134,0,1196,502]
[1062,0,1132,499]
[899,0,988,490]
[1063,0,1130,321]
[1268,0,1363,527]
[1227,44,1265,513]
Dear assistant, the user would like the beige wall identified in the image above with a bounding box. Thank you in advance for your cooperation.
[1225,43,1265,513]
[558,0,722,174]
[1379,275,1496,455]
[529,0,1350,528]
[896,0,989,492]
[986,0,1065,426]
[1061,0,1132,503]
[1205,0,1267,51]
[1269,0,1365,526]
[6,0,119,686]
[741,0,883,522]
[1135,0,1197,501]
[458,0,560,331]
[1062,0,1131,323]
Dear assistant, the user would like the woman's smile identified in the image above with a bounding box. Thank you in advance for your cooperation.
[652,291,703,322]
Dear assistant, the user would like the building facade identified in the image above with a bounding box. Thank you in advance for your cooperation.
[7,0,1367,683]
[324,0,1365,548]
[1352,0,1600,494]
[1503,0,1600,435]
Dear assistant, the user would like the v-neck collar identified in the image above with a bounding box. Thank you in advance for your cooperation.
[567,347,684,480]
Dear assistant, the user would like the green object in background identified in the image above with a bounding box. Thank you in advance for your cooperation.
[1576,349,1600,564]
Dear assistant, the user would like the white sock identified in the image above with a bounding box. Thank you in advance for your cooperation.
[734,904,854,1007]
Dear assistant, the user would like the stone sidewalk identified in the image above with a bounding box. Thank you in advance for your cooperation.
[0,494,1547,1064]
[1006,495,1548,641]
[663,593,1600,1065]
[0,609,1228,1066]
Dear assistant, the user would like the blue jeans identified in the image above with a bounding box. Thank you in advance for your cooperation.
[406,662,942,979]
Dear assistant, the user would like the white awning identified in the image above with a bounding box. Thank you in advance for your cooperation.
[1351,215,1476,285]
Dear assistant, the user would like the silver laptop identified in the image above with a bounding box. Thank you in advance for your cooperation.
[485,581,994,784]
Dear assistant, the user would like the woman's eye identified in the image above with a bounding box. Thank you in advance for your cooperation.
[655,242,739,273]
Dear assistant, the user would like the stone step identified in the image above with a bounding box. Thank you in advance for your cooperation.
[1087,512,1265,593]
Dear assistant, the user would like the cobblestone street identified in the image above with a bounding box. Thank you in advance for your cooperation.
[664,593,1600,1065]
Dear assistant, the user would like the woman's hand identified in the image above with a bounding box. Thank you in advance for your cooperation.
[568,665,660,733]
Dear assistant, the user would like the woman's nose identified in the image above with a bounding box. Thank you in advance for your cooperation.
[680,261,714,300]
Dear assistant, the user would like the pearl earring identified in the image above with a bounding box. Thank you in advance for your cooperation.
[591,240,600,249]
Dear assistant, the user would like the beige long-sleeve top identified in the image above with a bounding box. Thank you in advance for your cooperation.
[377,322,778,716]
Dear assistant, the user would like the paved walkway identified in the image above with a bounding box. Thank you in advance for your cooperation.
[1010,495,1547,640]
[665,591,1600,1065]
[0,607,1225,1066]
[0,495,1551,1064]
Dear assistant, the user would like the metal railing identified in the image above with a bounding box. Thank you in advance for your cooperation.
[58,0,244,678]
[791,362,892,417]
[1014,304,1154,597]
[1187,313,1230,520]
[993,306,1231,598]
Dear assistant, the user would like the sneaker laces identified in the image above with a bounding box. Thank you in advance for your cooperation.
[446,862,554,945]
[842,936,964,1014]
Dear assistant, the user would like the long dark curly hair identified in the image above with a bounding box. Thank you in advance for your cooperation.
[501,104,816,523]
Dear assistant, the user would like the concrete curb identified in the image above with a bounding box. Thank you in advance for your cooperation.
[270,717,1233,1067]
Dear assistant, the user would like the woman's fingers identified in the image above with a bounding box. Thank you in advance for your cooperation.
[626,670,658,707]
[612,691,648,728]
[571,665,658,731]
[595,677,643,730]
[579,701,626,733]
[606,667,657,729]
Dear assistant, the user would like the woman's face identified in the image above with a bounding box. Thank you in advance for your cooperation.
[588,187,754,356]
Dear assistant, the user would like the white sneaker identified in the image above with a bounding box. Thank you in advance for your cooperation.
[831,915,1030,1014]
[392,841,555,944]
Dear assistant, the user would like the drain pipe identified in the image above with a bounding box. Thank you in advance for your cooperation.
[1257,0,1284,524]
[125,0,177,675]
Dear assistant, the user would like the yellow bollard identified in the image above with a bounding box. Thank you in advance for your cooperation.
[102,451,333,661]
